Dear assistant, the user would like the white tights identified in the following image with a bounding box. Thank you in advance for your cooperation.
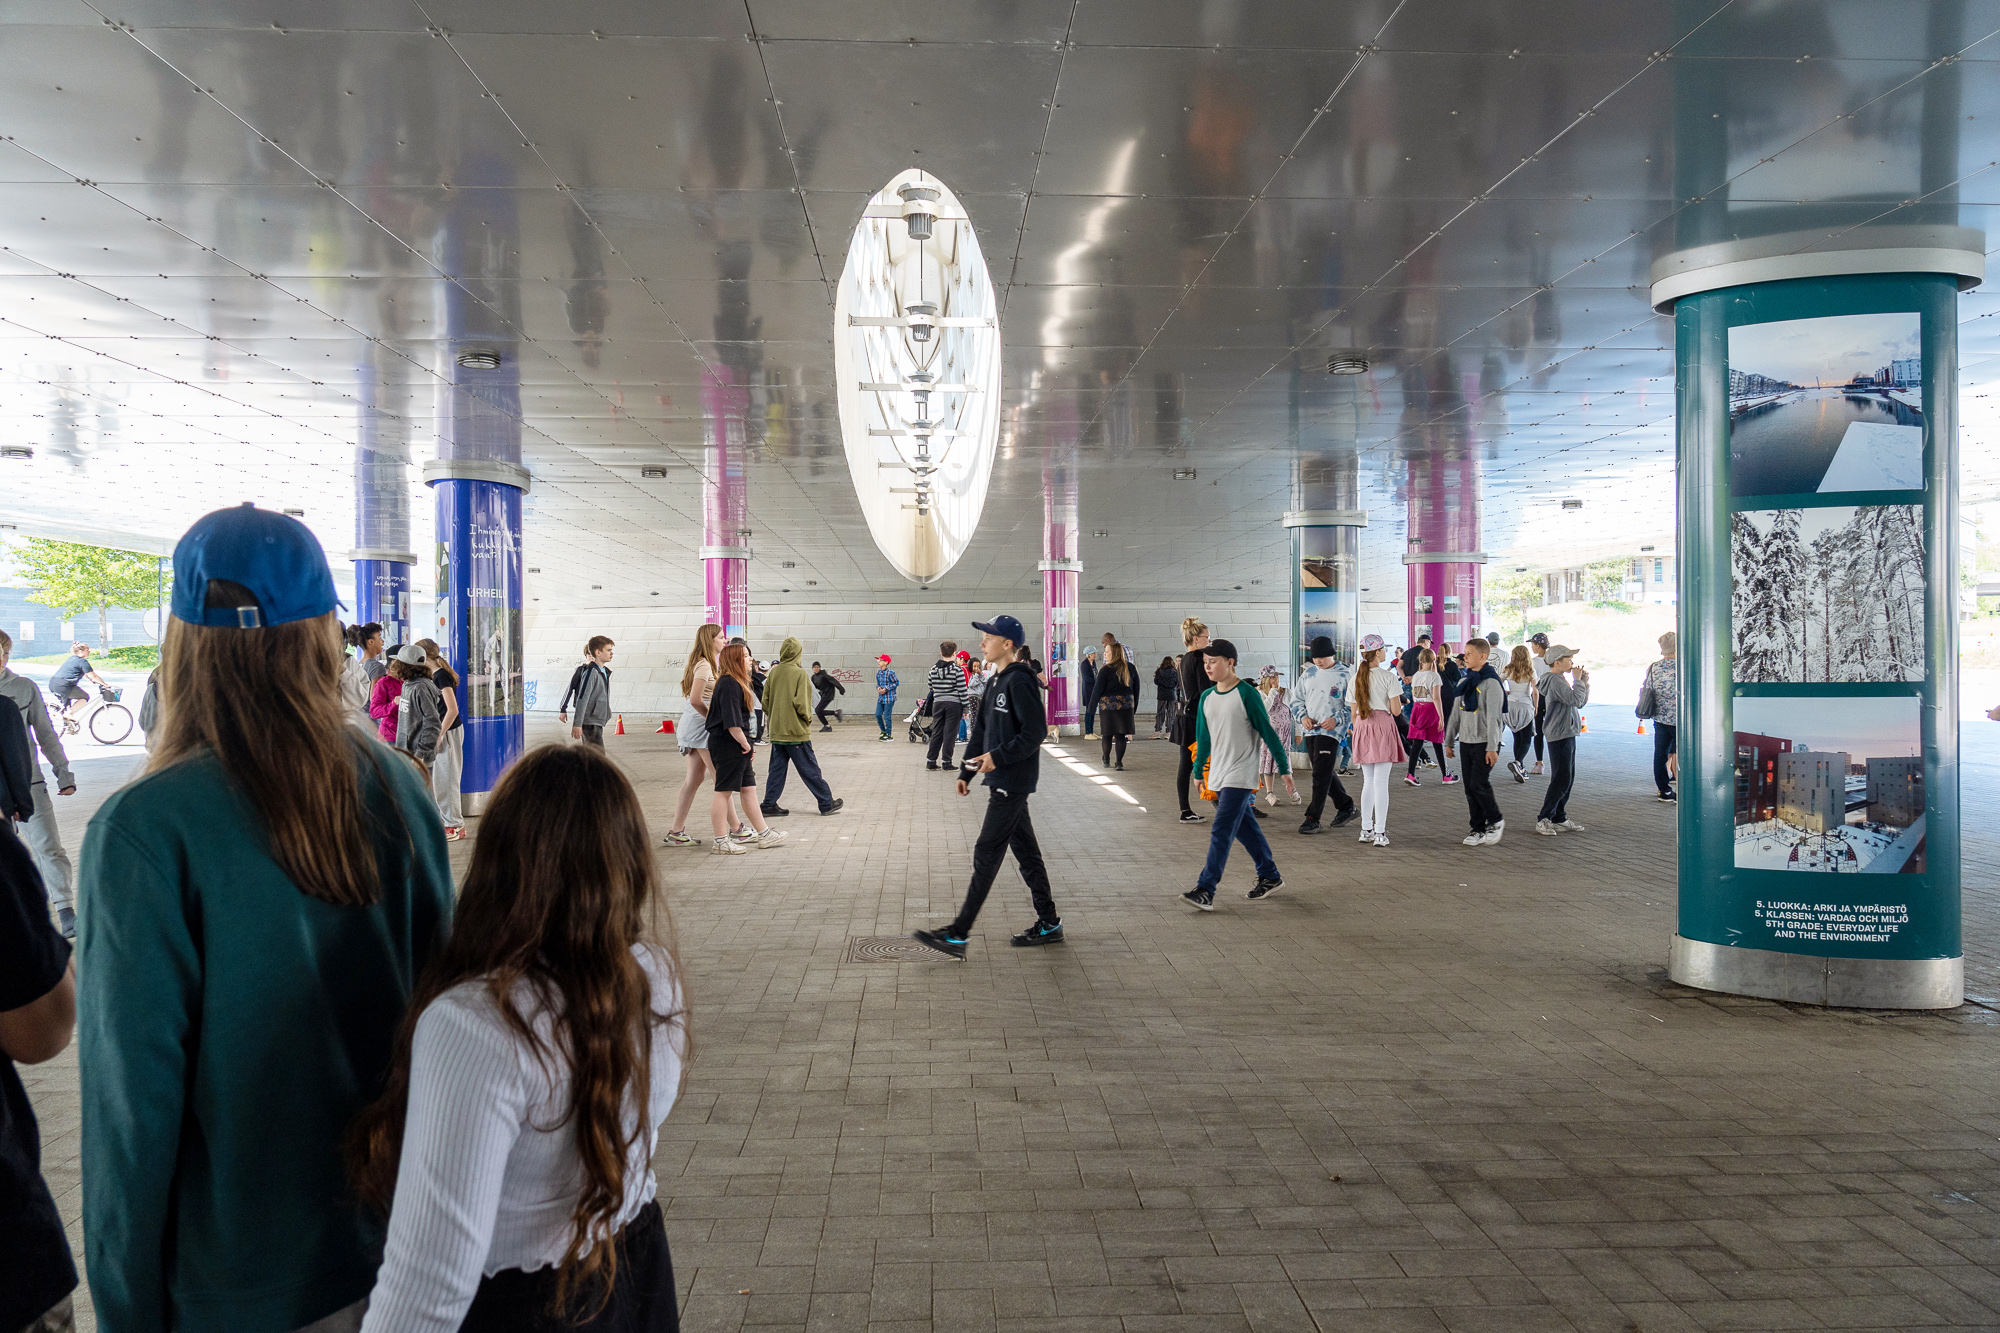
[1359,762,1392,834]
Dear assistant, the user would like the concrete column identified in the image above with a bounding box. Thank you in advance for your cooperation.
[350,359,415,645]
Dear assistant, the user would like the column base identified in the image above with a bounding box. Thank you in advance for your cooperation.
[464,790,493,818]
[1668,935,1962,1010]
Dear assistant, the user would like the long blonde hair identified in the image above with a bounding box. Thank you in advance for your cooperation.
[680,623,722,696]
[1105,641,1133,686]
[151,611,394,907]
[1355,647,1383,718]
[1180,616,1208,647]
[1502,645,1534,683]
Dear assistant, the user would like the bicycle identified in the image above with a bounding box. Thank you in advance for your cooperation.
[59,685,134,745]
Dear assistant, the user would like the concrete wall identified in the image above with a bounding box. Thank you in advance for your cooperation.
[522,597,1290,717]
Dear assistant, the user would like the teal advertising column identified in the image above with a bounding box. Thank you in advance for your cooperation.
[1651,229,1983,1008]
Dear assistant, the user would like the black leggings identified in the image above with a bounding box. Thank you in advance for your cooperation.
[1511,726,1534,766]
[1101,732,1128,765]
[1407,741,1447,775]
[1177,744,1195,814]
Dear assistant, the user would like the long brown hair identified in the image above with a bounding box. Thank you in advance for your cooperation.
[680,624,722,696]
[717,641,752,694]
[350,744,684,1317]
[1502,645,1535,683]
[1355,647,1383,718]
[1105,641,1133,687]
[151,611,389,907]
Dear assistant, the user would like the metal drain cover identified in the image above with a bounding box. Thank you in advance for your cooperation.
[848,935,951,963]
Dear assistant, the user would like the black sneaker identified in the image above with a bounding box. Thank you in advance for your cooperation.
[1329,807,1359,828]
[1247,877,1282,901]
[760,805,790,818]
[1298,818,1323,835]
[1179,811,1205,824]
[820,799,845,815]
[1011,919,1065,946]
[1181,886,1216,912]
[912,928,968,959]
[926,762,938,770]
[1658,791,1677,802]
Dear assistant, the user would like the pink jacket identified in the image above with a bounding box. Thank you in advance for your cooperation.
[367,675,403,744]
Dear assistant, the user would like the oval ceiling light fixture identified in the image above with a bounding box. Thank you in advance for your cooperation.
[1327,354,1370,375]
[835,169,1001,585]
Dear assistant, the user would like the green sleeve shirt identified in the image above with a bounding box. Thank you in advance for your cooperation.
[77,739,454,1333]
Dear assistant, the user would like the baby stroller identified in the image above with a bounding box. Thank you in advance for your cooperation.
[906,693,934,744]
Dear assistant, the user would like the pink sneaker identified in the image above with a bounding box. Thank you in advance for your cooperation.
[1403,774,1420,787]
[1441,774,1461,786]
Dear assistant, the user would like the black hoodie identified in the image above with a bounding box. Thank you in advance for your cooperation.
[960,659,1046,794]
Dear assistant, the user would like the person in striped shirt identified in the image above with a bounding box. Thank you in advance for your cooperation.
[925,640,969,770]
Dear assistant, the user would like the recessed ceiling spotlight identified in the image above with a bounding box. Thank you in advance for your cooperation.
[781,560,797,569]
[640,465,669,479]
[806,580,818,586]
[527,566,540,573]
[1232,585,1243,590]
[1091,529,1109,538]
[1173,468,1197,480]
[590,584,602,590]
[1095,585,1104,590]
[1561,498,1583,509]
[1250,579,1262,585]
[0,446,32,460]
[1327,355,1369,375]
[454,349,502,370]
[282,507,305,517]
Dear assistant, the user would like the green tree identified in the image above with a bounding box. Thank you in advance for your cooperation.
[1585,557,1633,605]
[1484,570,1543,638]
[12,538,165,649]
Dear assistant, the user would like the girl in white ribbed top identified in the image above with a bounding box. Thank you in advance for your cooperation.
[350,744,687,1333]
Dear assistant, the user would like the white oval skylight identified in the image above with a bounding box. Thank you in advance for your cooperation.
[834,170,1001,584]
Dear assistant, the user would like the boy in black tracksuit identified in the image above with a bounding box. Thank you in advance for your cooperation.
[811,662,845,730]
[914,614,1063,959]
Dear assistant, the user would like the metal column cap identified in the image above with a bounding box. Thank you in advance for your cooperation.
[346,547,421,565]
[1037,559,1081,572]
[1282,509,1368,529]
[699,545,753,562]
[1648,224,1985,313]
[422,458,533,492]
[1400,551,1489,565]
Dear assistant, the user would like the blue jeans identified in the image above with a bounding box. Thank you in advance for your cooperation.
[766,741,836,811]
[1198,787,1279,891]
[875,695,896,735]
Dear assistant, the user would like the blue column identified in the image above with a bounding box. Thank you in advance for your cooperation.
[428,459,526,809]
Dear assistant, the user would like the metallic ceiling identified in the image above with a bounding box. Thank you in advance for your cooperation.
[1,1,1998,607]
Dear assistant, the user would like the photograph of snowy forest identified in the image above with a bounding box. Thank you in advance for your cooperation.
[1731,505,1925,683]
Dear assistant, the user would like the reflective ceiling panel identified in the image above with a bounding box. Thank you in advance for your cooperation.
[0,1,1994,605]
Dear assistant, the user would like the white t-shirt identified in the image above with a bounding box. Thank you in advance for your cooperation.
[1410,669,1441,704]
[1530,652,1550,682]
[1346,665,1400,716]
[361,944,685,1333]
[1202,685,1262,791]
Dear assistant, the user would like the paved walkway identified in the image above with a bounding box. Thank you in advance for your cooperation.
[23,716,2000,1332]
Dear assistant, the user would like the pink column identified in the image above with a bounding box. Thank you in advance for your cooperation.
[1041,410,1081,731]
[1404,446,1484,649]
[702,366,749,639]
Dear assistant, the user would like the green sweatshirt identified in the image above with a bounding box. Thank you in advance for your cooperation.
[1193,679,1292,779]
[762,636,814,744]
[77,739,454,1333]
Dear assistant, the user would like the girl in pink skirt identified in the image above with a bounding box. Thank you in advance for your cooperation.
[1404,648,1451,786]
[1346,636,1405,847]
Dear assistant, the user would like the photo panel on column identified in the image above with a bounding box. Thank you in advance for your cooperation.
[1733,695,1923,874]
[1728,312,1923,497]
[1730,505,1924,683]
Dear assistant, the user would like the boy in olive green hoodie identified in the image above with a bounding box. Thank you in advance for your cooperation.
[761,636,843,816]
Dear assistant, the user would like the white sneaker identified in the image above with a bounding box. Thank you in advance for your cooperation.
[1480,822,1506,845]
[711,836,747,856]
[1535,819,1560,836]
[1557,820,1586,833]
[1531,762,1544,776]
[1462,832,1485,846]
[752,828,788,849]
[1359,829,1375,842]
[1372,833,1390,848]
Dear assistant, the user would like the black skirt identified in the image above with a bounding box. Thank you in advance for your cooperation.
[460,1200,678,1332]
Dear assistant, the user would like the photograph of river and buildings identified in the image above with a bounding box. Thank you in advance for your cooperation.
[1727,312,1924,497]
[1734,696,1925,873]
[1730,505,1925,683]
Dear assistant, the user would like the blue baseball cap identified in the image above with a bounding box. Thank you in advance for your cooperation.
[971,613,1026,646]
[170,503,343,629]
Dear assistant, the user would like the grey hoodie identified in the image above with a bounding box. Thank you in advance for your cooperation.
[1539,670,1590,742]
[0,668,73,788]
[1443,669,1505,755]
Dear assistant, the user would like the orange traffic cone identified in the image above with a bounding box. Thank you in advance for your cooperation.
[615,713,625,736]
[1637,720,1646,735]
[656,717,675,734]
[1580,714,1589,733]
